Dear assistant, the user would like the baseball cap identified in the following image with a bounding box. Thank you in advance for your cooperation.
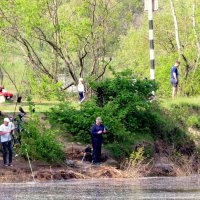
[4,118,10,123]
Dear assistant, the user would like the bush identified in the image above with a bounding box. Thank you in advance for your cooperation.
[19,116,65,164]
[49,70,194,160]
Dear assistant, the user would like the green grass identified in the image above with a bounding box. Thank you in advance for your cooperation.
[0,99,80,113]
[0,101,58,113]
[160,96,200,109]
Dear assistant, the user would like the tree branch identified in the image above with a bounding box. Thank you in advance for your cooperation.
[0,65,19,93]
[95,58,112,81]
[34,27,78,83]
[62,82,75,90]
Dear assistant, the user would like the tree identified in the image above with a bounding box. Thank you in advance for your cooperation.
[0,0,129,89]
[113,0,200,96]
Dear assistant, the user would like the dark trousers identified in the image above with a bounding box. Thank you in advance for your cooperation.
[92,138,102,163]
[79,92,84,102]
[2,141,12,164]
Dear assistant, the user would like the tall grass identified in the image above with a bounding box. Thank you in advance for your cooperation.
[160,96,200,109]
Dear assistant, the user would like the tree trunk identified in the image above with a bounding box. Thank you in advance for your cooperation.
[170,0,181,59]
[192,3,200,72]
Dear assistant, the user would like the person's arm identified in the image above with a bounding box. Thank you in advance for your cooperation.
[10,122,15,134]
[173,68,178,82]
[82,84,85,93]
[91,125,102,135]
[11,122,15,131]
[173,72,177,82]
[102,125,107,133]
[0,126,8,135]
[91,125,97,135]
[0,131,11,135]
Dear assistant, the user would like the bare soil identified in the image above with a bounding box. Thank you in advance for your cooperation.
[0,142,127,182]
[0,139,199,182]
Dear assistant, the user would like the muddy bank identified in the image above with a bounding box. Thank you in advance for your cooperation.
[0,140,199,182]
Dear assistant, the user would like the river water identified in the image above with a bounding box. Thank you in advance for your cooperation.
[1,176,200,200]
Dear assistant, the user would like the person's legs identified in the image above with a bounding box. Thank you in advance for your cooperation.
[96,141,102,163]
[175,86,178,98]
[172,86,176,99]
[79,92,84,102]
[92,139,98,163]
[2,142,8,165]
[7,141,12,165]
[172,86,178,100]
[80,93,85,103]
[171,80,178,100]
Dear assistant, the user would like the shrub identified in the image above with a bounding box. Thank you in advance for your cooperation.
[129,147,144,166]
[49,70,194,160]
[19,116,65,164]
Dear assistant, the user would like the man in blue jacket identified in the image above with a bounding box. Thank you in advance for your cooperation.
[91,117,106,165]
[171,61,180,100]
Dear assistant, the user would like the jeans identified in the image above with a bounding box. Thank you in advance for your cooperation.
[2,140,12,164]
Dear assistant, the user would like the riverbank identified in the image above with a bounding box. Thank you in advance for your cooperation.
[1,96,200,182]
[0,140,199,183]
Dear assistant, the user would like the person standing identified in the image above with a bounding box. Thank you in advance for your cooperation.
[78,78,85,103]
[170,61,180,100]
[0,118,14,166]
[90,117,106,165]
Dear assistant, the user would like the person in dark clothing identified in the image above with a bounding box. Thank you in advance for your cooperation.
[81,145,92,162]
[90,117,106,165]
[170,61,180,100]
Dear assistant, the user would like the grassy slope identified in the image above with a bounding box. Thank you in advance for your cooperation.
[160,96,200,148]
[160,96,200,109]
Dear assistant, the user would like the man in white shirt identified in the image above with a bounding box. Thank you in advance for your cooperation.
[0,118,14,166]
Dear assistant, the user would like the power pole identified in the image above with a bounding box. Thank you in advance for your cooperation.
[145,0,158,80]
[148,0,155,80]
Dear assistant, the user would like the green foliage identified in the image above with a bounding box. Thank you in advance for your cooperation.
[129,147,144,166]
[49,71,193,159]
[28,74,64,101]
[112,0,200,97]
[1,0,200,97]
[26,95,36,114]
[49,71,157,158]
[187,116,200,128]
[143,144,154,158]
[19,116,64,164]
[0,0,200,98]
[167,102,200,130]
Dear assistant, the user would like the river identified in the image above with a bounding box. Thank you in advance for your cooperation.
[1,176,200,199]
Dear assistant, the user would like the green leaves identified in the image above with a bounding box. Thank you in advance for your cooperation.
[20,117,64,163]
[49,71,157,159]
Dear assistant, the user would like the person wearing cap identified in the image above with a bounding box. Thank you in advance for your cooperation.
[90,117,106,165]
[77,78,85,103]
[0,118,14,166]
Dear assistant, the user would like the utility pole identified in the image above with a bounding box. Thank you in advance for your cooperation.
[145,0,158,80]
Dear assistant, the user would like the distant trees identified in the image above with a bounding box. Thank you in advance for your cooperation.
[0,0,200,96]
[0,0,131,89]
[113,0,200,96]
